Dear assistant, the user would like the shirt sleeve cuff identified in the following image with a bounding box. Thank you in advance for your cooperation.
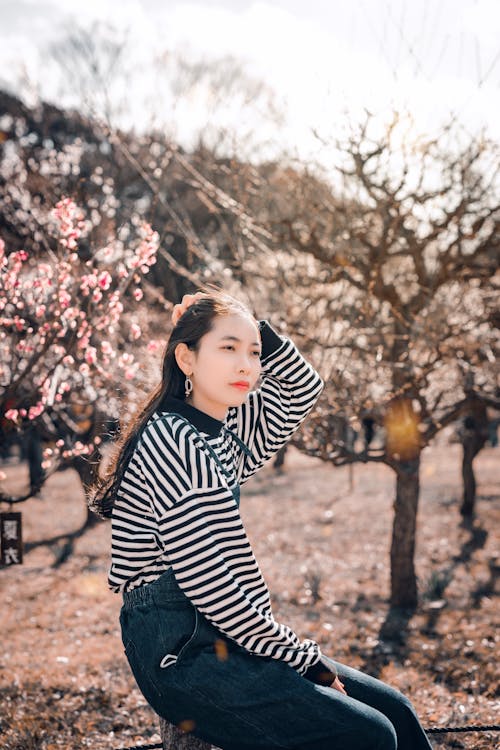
[258,320,285,360]
[302,658,337,686]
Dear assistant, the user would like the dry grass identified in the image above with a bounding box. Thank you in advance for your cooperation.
[0,444,498,749]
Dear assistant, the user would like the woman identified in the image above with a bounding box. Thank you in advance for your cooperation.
[91,289,433,750]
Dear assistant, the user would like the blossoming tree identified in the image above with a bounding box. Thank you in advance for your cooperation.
[0,197,160,505]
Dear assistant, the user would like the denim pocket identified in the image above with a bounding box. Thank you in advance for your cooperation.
[124,637,163,703]
[120,598,200,692]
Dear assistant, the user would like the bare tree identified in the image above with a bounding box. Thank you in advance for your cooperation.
[232,113,499,608]
[49,20,131,125]
[47,19,286,159]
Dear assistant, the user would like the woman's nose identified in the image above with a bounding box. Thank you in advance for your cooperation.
[237,355,253,372]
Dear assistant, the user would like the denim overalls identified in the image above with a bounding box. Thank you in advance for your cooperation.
[120,416,433,750]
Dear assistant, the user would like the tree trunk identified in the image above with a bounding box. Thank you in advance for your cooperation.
[273,444,287,470]
[461,441,477,517]
[390,457,420,608]
[159,718,214,750]
[25,425,45,493]
[459,400,488,517]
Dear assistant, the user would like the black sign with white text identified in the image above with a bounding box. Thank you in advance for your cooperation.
[1,512,23,565]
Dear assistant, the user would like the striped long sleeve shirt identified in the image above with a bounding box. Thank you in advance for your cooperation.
[110,320,333,681]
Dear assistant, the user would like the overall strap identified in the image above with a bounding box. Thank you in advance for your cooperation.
[222,425,256,461]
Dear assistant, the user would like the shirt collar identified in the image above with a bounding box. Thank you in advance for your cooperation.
[159,395,224,437]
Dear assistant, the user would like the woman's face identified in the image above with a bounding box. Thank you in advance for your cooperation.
[182,313,263,420]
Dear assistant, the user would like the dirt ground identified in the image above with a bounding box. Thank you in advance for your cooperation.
[0,444,498,750]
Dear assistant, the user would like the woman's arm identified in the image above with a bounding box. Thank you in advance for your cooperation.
[137,415,335,685]
[226,320,324,484]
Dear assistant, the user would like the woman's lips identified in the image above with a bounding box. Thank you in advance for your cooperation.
[230,383,250,390]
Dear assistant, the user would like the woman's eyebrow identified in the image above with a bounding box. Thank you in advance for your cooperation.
[219,335,261,347]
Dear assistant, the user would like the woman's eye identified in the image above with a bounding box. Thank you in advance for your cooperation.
[222,346,260,356]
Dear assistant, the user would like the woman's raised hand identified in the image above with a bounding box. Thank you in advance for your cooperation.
[171,292,210,326]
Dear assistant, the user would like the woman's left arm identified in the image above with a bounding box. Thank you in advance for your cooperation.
[226,320,324,483]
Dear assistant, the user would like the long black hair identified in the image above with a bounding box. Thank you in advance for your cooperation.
[88,287,255,518]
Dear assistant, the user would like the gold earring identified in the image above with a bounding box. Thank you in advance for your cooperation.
[185,374,193,399]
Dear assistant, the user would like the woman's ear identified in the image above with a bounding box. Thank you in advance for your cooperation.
[174,342,195,375]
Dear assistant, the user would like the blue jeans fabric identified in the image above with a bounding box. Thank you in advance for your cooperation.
[120,568,433,750]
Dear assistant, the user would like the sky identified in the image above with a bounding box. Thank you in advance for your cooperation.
[0,0,499,160]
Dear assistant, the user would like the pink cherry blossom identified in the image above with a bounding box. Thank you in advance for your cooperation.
[1,199,160,485]
[85,347,97,365]
[130,323,141,340]
[97,271,112,290]
[58,289,71,309]
[28,402,44,420]
[52,198,87,249]
[125,365,139,380]
[147,339,162,352]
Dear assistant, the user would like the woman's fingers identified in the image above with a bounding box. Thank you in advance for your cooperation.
[332,676,347,695]
[171,304,184,325]
[172,292,210,325]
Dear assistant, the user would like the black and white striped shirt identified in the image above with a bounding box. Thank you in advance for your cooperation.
[110,320,330,678]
